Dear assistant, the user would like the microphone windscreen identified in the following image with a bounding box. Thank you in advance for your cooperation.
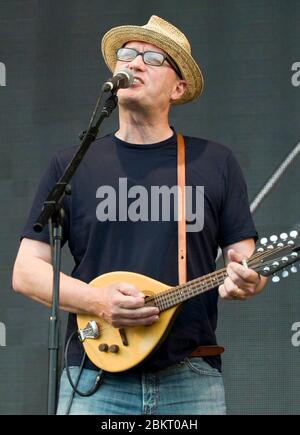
[114,69,134,87]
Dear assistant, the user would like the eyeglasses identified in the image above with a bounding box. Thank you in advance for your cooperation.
[116,47,182,79]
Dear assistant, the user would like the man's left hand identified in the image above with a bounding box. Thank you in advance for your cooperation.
[218,249,262,300]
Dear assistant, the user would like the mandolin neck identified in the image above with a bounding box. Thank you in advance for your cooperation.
[145,238,300,312]
[147,268,228,312]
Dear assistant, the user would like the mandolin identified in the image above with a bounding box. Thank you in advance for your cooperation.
[77,231,300,372]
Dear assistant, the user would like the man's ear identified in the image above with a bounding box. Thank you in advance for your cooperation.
[170,80,187,103]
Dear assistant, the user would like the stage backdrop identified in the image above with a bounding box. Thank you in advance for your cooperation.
[0,0,299,415]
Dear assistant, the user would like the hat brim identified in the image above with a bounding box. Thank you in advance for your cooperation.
[101,25,204,105]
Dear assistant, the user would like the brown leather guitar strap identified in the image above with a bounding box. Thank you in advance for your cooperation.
[177,133,187,285]
[176,133,224,358]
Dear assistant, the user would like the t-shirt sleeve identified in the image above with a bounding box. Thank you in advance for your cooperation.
[218,151,258,248]
[20,154,70,246]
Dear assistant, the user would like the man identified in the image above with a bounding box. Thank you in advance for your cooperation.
[12,16,267,415]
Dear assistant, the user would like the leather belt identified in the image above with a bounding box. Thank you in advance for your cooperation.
[189,345,225,357]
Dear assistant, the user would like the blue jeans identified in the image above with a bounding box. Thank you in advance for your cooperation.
[57,357,226,415]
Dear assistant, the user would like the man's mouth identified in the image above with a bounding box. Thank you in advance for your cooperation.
[133,77,143,84]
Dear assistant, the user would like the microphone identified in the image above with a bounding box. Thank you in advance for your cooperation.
[102,69,134,92]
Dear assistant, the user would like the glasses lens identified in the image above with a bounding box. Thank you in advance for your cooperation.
[117,48,137,61]
[144,51,165,66]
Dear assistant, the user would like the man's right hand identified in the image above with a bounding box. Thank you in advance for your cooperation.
[13,239,160,328]
[93,282,160,328]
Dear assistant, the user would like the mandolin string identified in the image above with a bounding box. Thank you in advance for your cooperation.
[97,251,299,333]
[149,244,290,308]
[87,243,294,333]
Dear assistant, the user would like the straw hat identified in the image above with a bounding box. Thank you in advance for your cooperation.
[101,15,204,105]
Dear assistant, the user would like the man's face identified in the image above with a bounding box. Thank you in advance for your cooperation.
[114,41,185,110]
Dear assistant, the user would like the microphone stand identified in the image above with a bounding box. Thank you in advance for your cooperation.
[33,91,118,415]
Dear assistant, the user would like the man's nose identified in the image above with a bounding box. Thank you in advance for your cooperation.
[127,53,146,70]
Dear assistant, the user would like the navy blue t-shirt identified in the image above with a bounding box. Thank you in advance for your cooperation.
[21,132,257,372]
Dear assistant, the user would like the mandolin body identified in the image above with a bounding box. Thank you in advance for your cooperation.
[77,271,179,372]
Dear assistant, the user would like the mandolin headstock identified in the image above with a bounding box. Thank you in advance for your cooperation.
[248,231,300,283]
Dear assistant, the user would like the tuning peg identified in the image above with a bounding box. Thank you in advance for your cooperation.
[267,244,274,250]
[263,266,271,273]
[270,235,278,243]
[290,230,298,239]
[280,233,288,241]
[272,261,280,268]
[288,240,295,246]
[290,266,298,273]
[260,237,268,246]
[277,242,284,248]
[257,247,264,252]
[272,275,280,283]
[291,252,298,259]
[281,256,289,263]
[282,270,289,278]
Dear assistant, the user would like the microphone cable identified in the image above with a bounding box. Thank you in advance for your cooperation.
[79,89,106,142]
[63,330,103,415]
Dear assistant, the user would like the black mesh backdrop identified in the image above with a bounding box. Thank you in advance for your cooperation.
[0,0,299,414]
